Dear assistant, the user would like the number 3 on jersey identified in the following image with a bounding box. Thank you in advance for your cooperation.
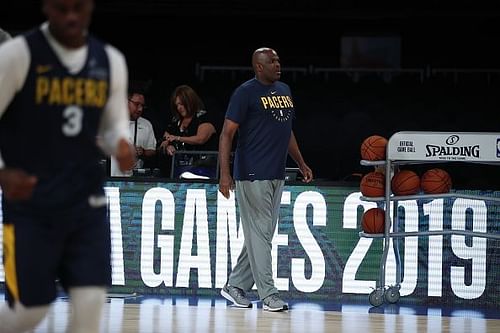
[62,105,83,137]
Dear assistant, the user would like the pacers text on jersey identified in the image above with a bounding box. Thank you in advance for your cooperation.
[35,76,108,107]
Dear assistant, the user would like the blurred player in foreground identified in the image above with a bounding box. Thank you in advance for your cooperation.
[0,0,134,332]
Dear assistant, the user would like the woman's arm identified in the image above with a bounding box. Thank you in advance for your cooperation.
[167,122,216,146]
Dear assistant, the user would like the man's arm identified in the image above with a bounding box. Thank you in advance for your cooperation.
[0,37,30,169]
[288,131,313,183]
[0,36,38,200]
[218,118,239,199]
[143,120,157,157]
[98,45,135,172]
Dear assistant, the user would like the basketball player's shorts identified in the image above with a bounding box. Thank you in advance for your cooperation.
[2,197,111,307]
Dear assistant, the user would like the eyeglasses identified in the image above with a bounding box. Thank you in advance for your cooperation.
[128,99,147,110]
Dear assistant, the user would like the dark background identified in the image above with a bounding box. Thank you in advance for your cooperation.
[2,1,500,186]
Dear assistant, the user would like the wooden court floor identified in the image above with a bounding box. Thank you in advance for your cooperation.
[15,295,500,333]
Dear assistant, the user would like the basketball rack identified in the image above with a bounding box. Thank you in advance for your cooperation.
[359,131,500,306]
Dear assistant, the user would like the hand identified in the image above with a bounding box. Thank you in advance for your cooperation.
[116,138,136,172]
[299,163,313,183]
[218,174,235,199]
[0,168,38,201]
[135,146,144,157]
[160,141,176,156]
[165,134,180,144]
[166,145,176,156]
[159,140,168,151]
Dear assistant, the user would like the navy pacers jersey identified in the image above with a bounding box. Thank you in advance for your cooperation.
[0,29,110,210]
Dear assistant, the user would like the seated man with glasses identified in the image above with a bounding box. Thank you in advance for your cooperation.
[110,85,157,176]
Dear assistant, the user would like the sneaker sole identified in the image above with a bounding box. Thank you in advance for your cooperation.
[263,304,289,312]
[221,289,253,308]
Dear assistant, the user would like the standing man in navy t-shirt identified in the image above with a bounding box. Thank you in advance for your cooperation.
[219,47,313,312]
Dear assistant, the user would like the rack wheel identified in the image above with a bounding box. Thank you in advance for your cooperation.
[384,286,400,304]
[369,288,385,307]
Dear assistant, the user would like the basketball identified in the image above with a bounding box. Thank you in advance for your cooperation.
[361,207,385,234]
[421,168,452,194]
[360,171,385,197]
[391,170,420,196]
[360,135,388,161]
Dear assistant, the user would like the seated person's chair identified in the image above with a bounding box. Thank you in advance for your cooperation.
[170,150,219,180]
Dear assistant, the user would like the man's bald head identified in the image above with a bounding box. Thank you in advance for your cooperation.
[251,47,281,84]
[252,47,277,69]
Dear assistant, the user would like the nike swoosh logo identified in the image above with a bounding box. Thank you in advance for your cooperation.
[270,91,277,95]
[36,65,52,74]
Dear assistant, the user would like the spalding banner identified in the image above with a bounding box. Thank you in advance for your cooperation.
[387,131,500,162]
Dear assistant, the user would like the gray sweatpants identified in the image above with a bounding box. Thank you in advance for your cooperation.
[228,179,284,300]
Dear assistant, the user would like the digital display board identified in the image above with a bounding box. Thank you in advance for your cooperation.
[1,181,499,308]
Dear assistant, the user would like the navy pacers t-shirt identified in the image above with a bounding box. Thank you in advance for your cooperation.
[225,78,294,181]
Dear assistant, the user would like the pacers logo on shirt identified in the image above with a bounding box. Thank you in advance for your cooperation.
[260,92,293,122]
